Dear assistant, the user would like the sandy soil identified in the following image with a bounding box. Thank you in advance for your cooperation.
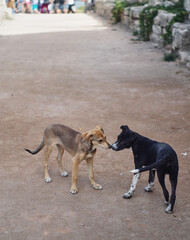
[0,13,190,240]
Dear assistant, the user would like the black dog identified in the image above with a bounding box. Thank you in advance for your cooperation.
[111,125,178,214]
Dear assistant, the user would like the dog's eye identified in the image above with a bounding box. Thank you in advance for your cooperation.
[98,139,103,143]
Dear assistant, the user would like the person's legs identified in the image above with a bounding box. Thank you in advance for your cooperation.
[54,3,61,13]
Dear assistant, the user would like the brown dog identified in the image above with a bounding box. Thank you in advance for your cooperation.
[25,124,110,194]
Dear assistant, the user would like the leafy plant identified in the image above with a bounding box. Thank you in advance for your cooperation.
[112,0,128,23]
[140,6,158,41]
[133,30,139,36]
[163,53,177,62]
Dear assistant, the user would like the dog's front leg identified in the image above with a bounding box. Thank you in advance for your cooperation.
[70,156,80,194]
[145,169,155,192]
[123,173,141,199]
[70,153,85,194]
[86,158,102,190]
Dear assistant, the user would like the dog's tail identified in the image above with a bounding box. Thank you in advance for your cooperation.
[130,154,170,174]
[25,140,44,155]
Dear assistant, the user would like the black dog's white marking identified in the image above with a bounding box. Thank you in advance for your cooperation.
[111,125,179,214]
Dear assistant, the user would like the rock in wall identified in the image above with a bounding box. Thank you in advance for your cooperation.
[184,0,190,15]
[150,10,176,46]
[95,0,115,20]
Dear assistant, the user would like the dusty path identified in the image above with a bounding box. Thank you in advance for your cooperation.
[0,13,190,240]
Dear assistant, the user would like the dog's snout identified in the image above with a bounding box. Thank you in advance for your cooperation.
[111,142,118,151]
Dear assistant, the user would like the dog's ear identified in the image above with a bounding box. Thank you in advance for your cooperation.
[82,131,93,142]
[120,125,129,131]
[95,125,104,133]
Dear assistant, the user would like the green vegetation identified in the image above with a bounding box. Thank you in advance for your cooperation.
[162,1,188,45]
[163,52,177,62]
[139,6,158,41]
[112,0,128,23]
[133,30,139,36]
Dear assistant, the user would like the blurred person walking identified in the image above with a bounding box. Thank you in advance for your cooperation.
[25,0,32,13]
[7,0,18,13]
[67,0,75,13]
[40,0,49,13]
[17,0,26,13]
[48,0,54,13]
[54,0,65,13]
[32,0,40,13]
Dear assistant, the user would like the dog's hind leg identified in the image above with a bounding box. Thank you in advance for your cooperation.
[157,172,169,207]
[56,144,68,177]
[44,145,53,183]
[145,169,155,192]
[123,173,141,199]
[165,174,178,214]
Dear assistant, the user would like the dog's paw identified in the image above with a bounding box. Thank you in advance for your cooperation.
[123,192,133,199]
[61,171,69,177]
[45,177,51,183]
[144,187,153,192]
[165,204,173,214]
[70,188,78,194]
[92,183,103,190]
[145,182,154,192]
[144,185,154,192]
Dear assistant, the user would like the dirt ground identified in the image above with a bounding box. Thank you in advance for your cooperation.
[0,13,190,240]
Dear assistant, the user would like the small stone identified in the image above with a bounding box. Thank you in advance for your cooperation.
[181,152,187,156]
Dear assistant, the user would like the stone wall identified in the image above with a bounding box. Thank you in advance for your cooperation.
[184,0,190,16]
[122,5,147,33]
[173,0,190,68]
[172,22,190,68]
[95,0,115,21]
[150,10,177,46]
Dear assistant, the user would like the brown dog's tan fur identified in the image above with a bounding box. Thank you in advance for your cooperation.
[25,124,110,194]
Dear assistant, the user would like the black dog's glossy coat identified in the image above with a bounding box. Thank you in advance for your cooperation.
[111,125,178,213]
